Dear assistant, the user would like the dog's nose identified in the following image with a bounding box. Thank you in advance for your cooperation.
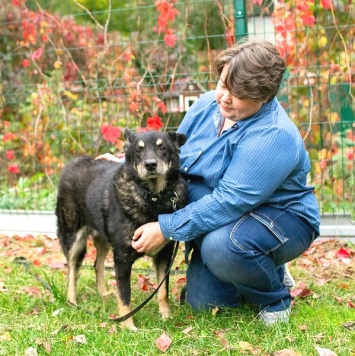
[144,159,157,171]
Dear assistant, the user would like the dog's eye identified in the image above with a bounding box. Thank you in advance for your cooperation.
[158,145,166,151]
[135,147,143,153]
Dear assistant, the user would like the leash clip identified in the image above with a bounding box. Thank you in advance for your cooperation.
[170,191,178,211]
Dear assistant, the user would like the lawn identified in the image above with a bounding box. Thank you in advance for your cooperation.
[0,235,354,355]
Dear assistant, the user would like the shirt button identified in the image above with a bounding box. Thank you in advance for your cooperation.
[184,167,188,172]
[169,237,173,240]
[199,150,202,154]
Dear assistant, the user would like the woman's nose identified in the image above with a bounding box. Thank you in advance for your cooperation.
[221,90,232,103]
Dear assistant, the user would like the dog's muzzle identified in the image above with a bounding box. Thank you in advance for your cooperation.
[144,159,157,171]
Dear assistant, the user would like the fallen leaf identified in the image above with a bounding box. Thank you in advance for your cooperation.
[24,286,42,296]
[312,333,326,342]
[137,274,157,291]
[272,349,301,356]
[315,346,338,356]
[239,341,254,351]
[336,247,350,258]
[37,339,51,353]
[155,332,172,353]
[24,347,38,356]
[48,262,65,269]
[342,321,355,331]
[0,331,11,341]
[52,308,65,316]
[182,326,193,334]
[211,306,219,316]
[298,324,308,331]
[214,329,229,348]
[73,334,87,344]
[316,278,329,286]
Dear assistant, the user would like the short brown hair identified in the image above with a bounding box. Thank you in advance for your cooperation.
[213,40,286,102]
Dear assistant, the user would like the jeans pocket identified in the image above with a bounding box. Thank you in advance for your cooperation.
[248,211,289,252]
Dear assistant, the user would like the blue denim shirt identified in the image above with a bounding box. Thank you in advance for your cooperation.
[159,91,320,241]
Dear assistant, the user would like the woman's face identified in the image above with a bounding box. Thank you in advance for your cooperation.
[215,65,265,121]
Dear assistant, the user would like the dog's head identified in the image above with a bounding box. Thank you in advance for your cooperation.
[123,129,186,188]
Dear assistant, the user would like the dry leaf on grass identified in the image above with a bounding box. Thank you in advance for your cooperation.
[315,346,338,356]
[24,347,38,356]
[73,334,87,344]
[155,332,172,353]
[271,349,301,356]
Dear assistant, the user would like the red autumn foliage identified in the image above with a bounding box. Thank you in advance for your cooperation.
[100,124,122,144]
[147,116,163,131]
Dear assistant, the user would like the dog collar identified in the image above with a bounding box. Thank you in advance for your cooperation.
[141,190,178,211]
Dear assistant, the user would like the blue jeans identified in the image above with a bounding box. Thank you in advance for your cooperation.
[185,205,318,312]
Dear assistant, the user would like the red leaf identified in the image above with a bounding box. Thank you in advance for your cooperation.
[155,332,172,353]
[137,274,156,291]
[8,163,20,174]
[321,0,332,9]
[100,124,121,144]
[348,300,355,308]
[5,150,15,160]
[48,262,65,269]
[164,30,178,47]
[336,247,350,258]
[157,101,167,114]
[3,132,16,142]
[22,59,30,68]
[146,115,163,131]
[24,286,42,296]
[12,0,20,6]
[32,47,44,61]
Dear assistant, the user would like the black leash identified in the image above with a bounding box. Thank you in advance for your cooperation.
[113,240,179,323]
[12,240,180,323]
[13,256,53,291]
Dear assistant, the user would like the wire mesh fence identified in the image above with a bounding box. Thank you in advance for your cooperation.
[0,0,354,220]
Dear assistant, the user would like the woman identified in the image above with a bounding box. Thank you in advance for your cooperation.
[131,39,320,325]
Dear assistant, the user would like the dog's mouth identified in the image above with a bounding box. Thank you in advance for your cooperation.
[137,161,170,179]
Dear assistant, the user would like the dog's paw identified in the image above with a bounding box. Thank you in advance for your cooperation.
[120,319,139,332]
[160,308,172,321]
[100,290,113,299]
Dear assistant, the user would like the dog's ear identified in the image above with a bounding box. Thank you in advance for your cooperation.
[167,132,187,148]
[124,128,135,143]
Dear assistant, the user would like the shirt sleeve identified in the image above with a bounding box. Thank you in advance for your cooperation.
[159,125,300,241]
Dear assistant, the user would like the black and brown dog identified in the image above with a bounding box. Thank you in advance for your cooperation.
[56,128,187,330]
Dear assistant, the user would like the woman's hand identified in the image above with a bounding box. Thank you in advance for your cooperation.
[95,153,122,162]
[132,222,167,254]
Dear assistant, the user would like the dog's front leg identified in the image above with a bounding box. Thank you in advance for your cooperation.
[113,249,137,331]
[153,243,174,320]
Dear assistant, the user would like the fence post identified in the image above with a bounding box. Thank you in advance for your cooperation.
[234,0,248,41]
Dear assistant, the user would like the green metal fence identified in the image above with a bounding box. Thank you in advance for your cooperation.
[0,0,354,219]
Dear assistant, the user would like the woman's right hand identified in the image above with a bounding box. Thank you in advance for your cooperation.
[95,153,122,162]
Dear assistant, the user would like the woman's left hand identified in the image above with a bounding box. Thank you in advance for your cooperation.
[132,222,167,254]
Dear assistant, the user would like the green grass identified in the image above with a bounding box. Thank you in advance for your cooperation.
[0,239,354,355]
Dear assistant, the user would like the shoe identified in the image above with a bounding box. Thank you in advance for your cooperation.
[283,263,295,292]
[259,308,291,326]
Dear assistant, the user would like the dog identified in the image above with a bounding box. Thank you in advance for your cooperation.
[55,128,187,330]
